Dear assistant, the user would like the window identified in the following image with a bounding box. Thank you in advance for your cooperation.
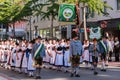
[117,0,120,10]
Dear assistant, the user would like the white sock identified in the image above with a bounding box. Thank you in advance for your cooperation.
[31,72,34,76]
[85,63,88,68]
[75,67,79,75]
[102,62,105,69]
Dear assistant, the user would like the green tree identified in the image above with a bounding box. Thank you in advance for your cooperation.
[0,0,33,39]
[33,0,59,39]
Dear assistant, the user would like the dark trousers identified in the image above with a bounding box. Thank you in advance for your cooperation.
[35,68,41,77]
[115,53,119,62]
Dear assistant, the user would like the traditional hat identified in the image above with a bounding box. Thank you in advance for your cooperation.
[72,31,78,39]
[93,38,97,41]
[36,36,42,40]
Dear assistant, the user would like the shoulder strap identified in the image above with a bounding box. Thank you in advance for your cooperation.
[100,41,107,53]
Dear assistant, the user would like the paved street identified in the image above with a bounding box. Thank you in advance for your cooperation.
[0,62,120,80]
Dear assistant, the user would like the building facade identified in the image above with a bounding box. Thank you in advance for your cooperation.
[26,0,120,40]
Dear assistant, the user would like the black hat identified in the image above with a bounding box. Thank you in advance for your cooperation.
[36,36,42,40]
[72,31,78,39]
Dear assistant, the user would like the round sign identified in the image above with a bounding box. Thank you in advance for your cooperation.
[63,8,73,19]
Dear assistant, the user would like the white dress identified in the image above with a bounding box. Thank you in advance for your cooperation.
[27,53,35,71]
[55,45,63,66]
[64,50,71,67]
[50,45,56,65]
[83,45,90,62]
[43,44,50,63]
[22,52,28,68]
[10,48,16,67]
[6,50,11,65]
[16,51,23,68]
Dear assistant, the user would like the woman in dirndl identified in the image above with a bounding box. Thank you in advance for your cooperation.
[82,40,90,69]
[55,40,63,71]
[15,42,23,73]
[63,40,71,72]
[49,40,56,69]
[27,42,35,77]
[21,45,28,74]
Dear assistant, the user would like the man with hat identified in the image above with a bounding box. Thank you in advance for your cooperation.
[98,36,108,72]
[89,38,100,75]
[69,31,83,77]
[31,36,46,79]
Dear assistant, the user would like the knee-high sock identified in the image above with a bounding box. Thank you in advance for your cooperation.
[102,61,105,69]
[71,67,75,74]
[94,64,97,72]
[75,67,79,75]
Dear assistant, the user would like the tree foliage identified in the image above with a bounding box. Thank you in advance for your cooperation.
[0,0,33,25]
[60,0,113,15]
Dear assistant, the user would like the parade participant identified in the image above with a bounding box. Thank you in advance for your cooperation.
[106,37,113,65]
[6,47,11,69]
[42,40,51,68]
[21,45,28,74]
[114,37,120,62]
[32,36,46,79]
[49,40,56,69]
[15,42,23,73]
[82,40,90,69]
[27,42,35,77]
[99,37,108,71]
[89,38,100,75]
[109,37,114,61]
[63,39,71,73]
[10,41,16,70]
[70,31,83,77]
[55,40,63,71]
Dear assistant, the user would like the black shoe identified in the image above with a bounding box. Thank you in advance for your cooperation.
[103,69,106,72]
[91,68,94,70]
[35,76,41,79]
[64,71,68,73]
[94,72,98,75]
[101,69,106,72]
[75,74,80,77]
[70,74,74,77]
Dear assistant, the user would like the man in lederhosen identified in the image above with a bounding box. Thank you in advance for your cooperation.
[32,36,45,79]
[99,37,108,71]
[70,31,83,77]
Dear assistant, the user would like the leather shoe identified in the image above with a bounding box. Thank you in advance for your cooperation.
[94,72,98,75]
[35,76,41,79]
[70,74,74,77]
[75,74,80,77]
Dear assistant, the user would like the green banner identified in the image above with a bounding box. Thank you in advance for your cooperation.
[58,4,76,22]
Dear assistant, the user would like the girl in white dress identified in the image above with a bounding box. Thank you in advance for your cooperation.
[55,40,63,71]
[82,40,90,69]
[10,45,16,70]
[42,40,51,68]
[63,40,71,72]
[21,46,28,74]
[49,40,56,69]
[15,42,23,73]
[27,42,35,77]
